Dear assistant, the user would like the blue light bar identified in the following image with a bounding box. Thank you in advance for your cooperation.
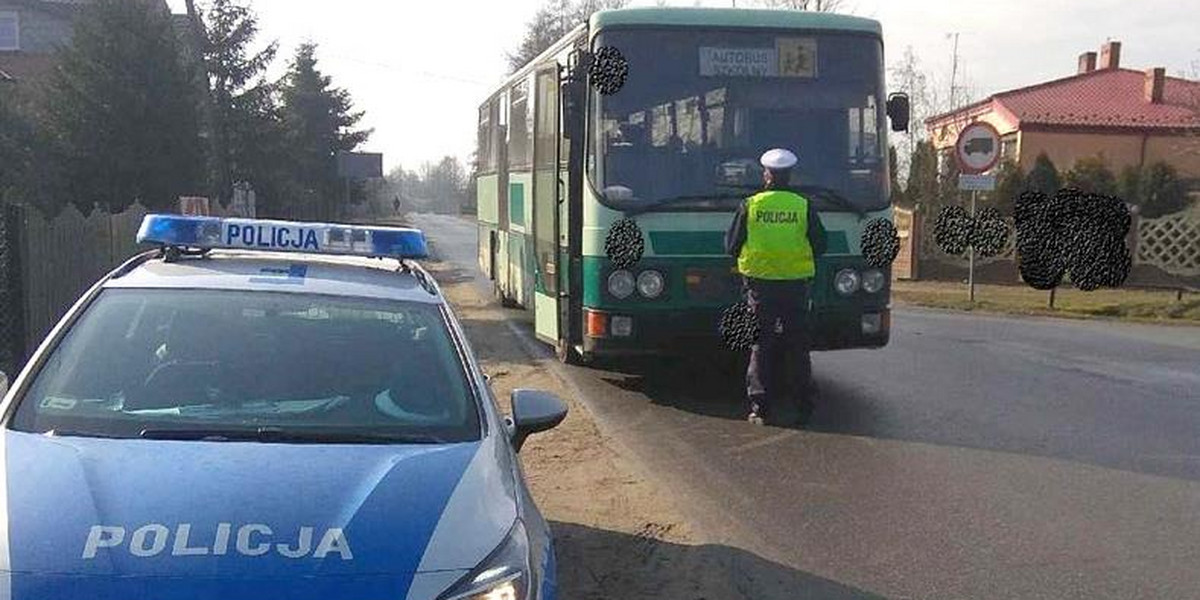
[136,214,428,259]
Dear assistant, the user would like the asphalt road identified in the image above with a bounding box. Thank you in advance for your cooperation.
[412,213,1200,599]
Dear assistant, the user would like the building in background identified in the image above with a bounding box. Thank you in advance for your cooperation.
[0,0,177,91]
[926,41,1200,180]
[0,0,85,87]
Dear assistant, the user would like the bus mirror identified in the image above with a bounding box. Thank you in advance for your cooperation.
[562,80,585,140]
[887,93,910,132]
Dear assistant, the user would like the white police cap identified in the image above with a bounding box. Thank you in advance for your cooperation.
[760,148,798,171]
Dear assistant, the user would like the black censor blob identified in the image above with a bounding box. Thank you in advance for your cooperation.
[934,206,972,256]
[719,301,760,352]
[588,46,628,96]
[861,218,900,268]
[1014,187,1132,291]
[972,207,1010,258]
[934,206,1012,258]
[604,218,644,269]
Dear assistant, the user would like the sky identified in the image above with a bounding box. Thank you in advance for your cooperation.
[165,0,1200,173]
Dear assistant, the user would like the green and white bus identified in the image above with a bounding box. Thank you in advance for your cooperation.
[476,7,909,363]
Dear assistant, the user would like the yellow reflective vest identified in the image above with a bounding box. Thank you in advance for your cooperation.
[736,190,816,280]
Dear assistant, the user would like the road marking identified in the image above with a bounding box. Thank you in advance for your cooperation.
[727,430,800,455]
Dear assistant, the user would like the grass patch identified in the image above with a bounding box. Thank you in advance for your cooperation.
[891,281,1200,324]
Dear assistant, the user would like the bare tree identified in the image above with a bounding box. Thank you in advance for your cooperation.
[507,0,629,72]
[757,0,846,11]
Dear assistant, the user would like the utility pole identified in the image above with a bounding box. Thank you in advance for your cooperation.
[948,32,960,110]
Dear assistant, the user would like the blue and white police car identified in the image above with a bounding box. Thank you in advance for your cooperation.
[0,215,567,600]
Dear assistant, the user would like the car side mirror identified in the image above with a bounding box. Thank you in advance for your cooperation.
[887,92,910,132]
[0,370,8,397]
[509,389,568,452]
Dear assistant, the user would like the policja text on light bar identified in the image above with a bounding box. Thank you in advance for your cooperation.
[136,214,429,259]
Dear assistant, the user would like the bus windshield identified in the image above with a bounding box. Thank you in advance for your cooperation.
[590,28,888,213]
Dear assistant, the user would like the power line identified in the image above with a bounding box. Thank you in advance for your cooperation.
[322,54,492,87]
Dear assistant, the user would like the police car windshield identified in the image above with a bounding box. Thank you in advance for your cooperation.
[10,289,481,443]
[591,28,887,213]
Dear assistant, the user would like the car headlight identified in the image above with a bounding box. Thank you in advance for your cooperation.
[861,268,885,294]
[607,269,635,299]
[636,270,664,298]
[439,521,531,600]
[834,269,861,296]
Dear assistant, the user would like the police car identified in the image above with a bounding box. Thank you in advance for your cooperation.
[0,215,567,600]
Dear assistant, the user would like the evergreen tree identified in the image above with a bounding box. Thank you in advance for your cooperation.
[992,159,1025,217]
[199,0,281,205]
[1026,152,1061,195]
[904,140,939,210]
[43,0,202,213]
[278,43,371,219]
[0,91,32,201]
[1064,155,1116,196]
[888,144,905,207]
[937,149,961,207]
[1137,161,1188,218]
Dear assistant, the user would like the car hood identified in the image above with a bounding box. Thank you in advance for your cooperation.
[0,429,519,597]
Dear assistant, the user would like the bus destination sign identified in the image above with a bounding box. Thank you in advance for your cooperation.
[699,48,776,77]
[700,39,816,78]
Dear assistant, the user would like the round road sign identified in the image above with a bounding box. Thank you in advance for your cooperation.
[954,121,1002,174]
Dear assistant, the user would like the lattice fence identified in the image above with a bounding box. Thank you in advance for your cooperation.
[1136,214,1200,276]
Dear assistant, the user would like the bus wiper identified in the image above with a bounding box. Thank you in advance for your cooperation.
[625,193,745,215]
[139,427,446,444]
[794,185,866,218]
[715,184,865,217]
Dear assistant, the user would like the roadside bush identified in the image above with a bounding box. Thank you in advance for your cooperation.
[1064,155,1117,196]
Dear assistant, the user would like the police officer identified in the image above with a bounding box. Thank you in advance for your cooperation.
[725,148,826,426]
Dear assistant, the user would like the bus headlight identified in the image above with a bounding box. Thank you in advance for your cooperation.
[607,270,635,299]
[636,270,665,298]
[861,269,885,294]
[834,269,861,296]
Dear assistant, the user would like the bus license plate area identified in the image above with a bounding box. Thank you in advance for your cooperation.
[685,268,738,301]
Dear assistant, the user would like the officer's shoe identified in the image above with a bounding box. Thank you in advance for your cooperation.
[747,411,766,426]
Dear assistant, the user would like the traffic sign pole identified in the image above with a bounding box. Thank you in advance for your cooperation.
[952,121,1001,305]
[968,190,976,303]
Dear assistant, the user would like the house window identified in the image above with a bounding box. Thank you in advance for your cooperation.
[1000,133,1018,163]
[0,12,19,51]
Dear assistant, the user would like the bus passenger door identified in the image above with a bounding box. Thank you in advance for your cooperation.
[531,67,561,347]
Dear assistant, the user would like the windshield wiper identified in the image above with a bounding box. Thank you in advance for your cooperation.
[45,428,132,440]
[794,185,866,218]
[718,184,867,217]
[625,193,745,215]
[139,426,447,445]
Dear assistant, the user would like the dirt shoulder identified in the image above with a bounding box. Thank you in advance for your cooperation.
[427,261,753,600]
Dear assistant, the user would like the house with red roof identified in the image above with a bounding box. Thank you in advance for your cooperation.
[926,41,1200,180]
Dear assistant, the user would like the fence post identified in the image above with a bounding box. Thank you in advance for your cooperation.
[1127,207,1140,278]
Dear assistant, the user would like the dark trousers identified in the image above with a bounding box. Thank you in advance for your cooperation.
[744,277,813,418]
